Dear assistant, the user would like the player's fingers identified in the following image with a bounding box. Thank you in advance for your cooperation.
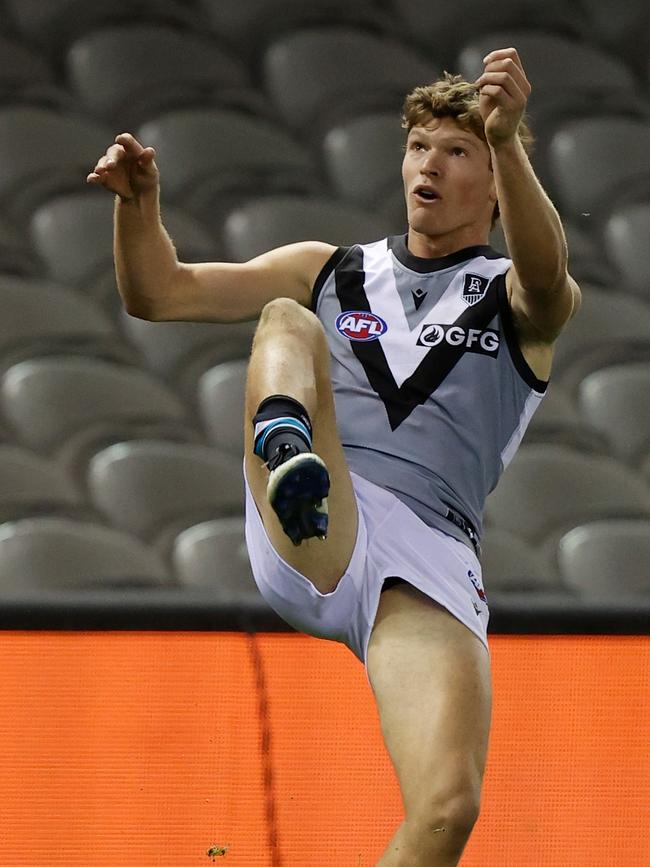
[476,71,525,104]
[479,57,530,96]
[476,83,519,108]
[483,46,524,72]
[136,146,156,166]
[114,132,146,156]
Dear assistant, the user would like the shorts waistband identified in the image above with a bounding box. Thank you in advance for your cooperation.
[444,508,481,558]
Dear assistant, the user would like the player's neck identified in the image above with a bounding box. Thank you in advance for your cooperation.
[406,227,490,260]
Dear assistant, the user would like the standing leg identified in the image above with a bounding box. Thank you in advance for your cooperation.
[244,297,358,594]
[367,582,492,867]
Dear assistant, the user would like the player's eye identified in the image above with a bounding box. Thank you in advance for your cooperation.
[451,146,467,156]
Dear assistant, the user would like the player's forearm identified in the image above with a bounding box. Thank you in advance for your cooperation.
[491,137,568,293]
[113,190,181,319]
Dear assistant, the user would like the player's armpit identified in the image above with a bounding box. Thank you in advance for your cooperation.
[506,267,581,344]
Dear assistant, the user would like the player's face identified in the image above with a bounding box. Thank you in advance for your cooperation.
[402,116,497,241]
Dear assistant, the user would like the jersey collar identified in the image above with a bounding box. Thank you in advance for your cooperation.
[388,234,502,274]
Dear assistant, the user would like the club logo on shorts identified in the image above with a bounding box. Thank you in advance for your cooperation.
[462,273,490,305]
[468,569,488,603]
[416,323,500,357]
[335,311,388,341]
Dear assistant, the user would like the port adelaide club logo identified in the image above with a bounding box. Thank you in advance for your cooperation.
[335,311,388,341]
[462,273,489,305]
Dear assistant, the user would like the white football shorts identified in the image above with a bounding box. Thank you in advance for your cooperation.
[244,466,490,678]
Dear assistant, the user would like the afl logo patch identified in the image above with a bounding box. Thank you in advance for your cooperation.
[335,311,388,341]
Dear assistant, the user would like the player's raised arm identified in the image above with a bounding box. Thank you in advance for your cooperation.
[87,132,334,322]
[475,47,581,340]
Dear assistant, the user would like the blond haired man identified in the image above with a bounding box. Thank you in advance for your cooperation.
[88,48,580,866]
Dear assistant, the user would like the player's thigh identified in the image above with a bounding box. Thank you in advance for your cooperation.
[367,581,492,822]
[243,318,358,593]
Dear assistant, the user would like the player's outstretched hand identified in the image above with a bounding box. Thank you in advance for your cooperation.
[475,47,531,149]
[86,132,158,201]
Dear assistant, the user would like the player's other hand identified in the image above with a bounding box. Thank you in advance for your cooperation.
[86,133,158,201]
[475,47,531,149]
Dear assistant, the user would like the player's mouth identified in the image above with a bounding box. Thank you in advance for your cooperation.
[412,185,441,203]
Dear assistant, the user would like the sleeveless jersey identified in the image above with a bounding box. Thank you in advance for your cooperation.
[311,234,548,549]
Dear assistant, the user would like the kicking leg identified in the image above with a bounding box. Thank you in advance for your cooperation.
[367,581,492,867]
[244,297,358,594]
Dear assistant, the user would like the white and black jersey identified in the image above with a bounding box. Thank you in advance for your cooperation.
[311,234,548,549]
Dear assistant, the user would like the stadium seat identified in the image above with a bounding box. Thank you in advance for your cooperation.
[199,0,394,62]
[480,527,560,593]
[578,364,650,463]
[4,0,202,56]
[603,201,650,299]
[556,519,650,598]
[549,284,650,392]
[0,106,112,226]
[262,28,438,142]
[393,0,586,68]
[523,382,608,454]
[172,517,265,604]
[323,113,406,211]
[120,313,255,398]
[197,360,248,457]
[86,441,244,551]
[0,357,199,475]
[0,213,42,278]
[136,109,320,231]
[0,35,77,113]
[65,25,261,128]
[0,445,89,524]
[221,195,391,262]
[30,192,222,298]
[581,0,650,76]
[0,516,172,592]
[547,116,650,221]
[0,274,135,372]
[484,444,650,544]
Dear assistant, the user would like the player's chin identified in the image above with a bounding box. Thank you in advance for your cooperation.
[407,209,443,236]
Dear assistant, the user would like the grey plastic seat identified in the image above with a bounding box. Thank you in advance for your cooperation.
[484,444,650,544]
[87,440,244,548]
[137,109,319,230]
[199,0,392,61]
[604,202,650,299]
[582,0,650,76]
[0,106,112,226]
[0,445,87,523]
[197,360,248,456]
[395,0,585,66]
[0,356,198,465]
[66,25,256,128]
[578,364,650,463]
[480,527,559,593]
[120,314,255,399]
[262,28,438,140]
[222,195,390,262]
[556,519,650,599]
[172,517,266,604]
[0,213,43,278]
[0,274,134,371]
[0,516,172,592]
[524,382,608,454]
[5,0,201,55]
[0,35,76,113]
[550,284,650,390]
[323,113,406,211]
[30,192,222,294]
[547,117,650,221]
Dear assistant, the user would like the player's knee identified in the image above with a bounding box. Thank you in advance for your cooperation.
[409,784,481,850]
[258,297,324,341]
